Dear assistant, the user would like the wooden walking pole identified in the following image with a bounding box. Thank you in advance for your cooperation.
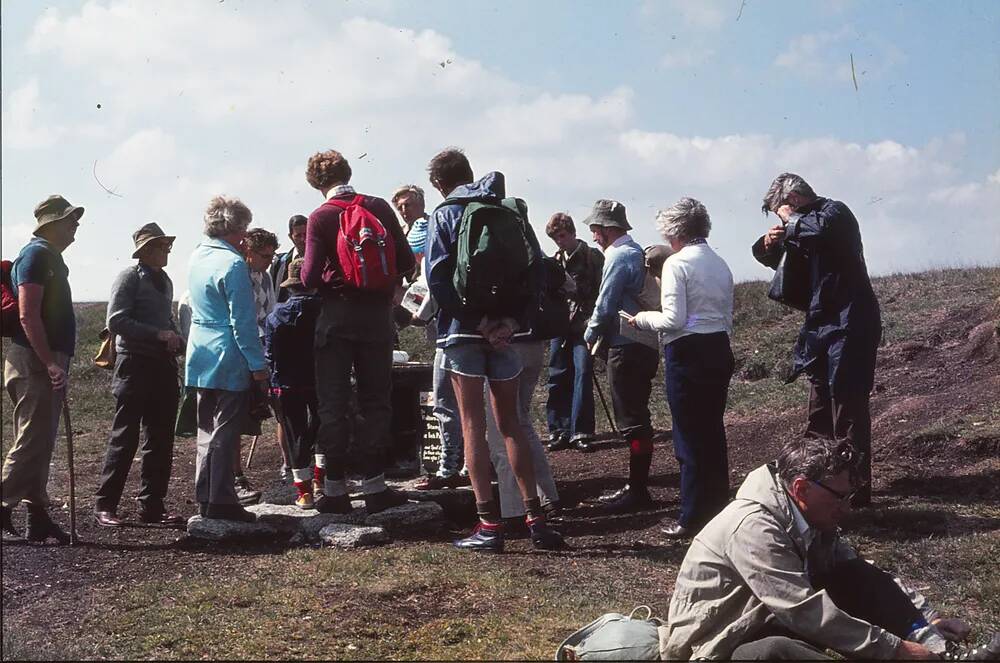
[245,434,260,470]
[61,399,78,545]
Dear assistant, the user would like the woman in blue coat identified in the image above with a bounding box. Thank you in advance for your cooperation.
[185,195,268,521]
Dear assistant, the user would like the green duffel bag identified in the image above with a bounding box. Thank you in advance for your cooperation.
[555,606,663,661]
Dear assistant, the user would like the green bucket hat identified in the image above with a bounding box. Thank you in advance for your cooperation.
[132,222,176,259]
[584,199,631,231]
[33,195,85,235]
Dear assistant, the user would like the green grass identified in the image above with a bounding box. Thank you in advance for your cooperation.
[3,266,999,660]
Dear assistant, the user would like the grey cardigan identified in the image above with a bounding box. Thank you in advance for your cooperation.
[107,263,180,358]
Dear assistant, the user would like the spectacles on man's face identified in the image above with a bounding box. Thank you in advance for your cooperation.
[810,479,856,504]
[253,249,275,261]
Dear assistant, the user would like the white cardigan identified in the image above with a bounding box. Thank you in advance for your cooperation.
[632,242,734,347]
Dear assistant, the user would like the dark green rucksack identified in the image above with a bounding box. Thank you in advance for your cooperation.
[450,197,541,316]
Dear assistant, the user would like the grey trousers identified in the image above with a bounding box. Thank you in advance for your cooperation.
[194,389,248,507]
[486,342,559,518]
[2,345,69,509]
[730,635,831,660]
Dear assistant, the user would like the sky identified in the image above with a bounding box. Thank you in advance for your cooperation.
[2,0,999,300]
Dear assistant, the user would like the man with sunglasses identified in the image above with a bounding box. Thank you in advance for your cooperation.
[663,436,987,660]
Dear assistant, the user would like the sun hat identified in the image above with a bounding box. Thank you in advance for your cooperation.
[584,199,631,231]
[32,195,85,235]
[279,257,305,289]
[131,222,176,259]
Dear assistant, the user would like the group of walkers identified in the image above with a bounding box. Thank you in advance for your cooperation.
[9,149,998,660]
[0,149,880,548]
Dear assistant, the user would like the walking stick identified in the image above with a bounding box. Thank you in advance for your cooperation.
[61,399,78,546]
[245,434,260,470]
[589,337,619,435]
[592,372,618,435]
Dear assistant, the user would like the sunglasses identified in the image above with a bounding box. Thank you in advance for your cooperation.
[810,479,856,504]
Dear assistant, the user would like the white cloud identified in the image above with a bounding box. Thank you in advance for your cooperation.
[1,79,66,149]
[4,1,998,299]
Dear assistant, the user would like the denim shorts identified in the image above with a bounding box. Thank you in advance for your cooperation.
[441,343,522,382]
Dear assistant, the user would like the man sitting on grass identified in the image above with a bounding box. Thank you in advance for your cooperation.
[662,436,997,661]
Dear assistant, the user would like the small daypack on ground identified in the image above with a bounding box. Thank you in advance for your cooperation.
[532,256,571,340]
[1,259,21,337]
[450,196,540,316]
[326,195,398,292]
[555,606,663,661]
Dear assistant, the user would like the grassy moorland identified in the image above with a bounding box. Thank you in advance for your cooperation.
[2,267,998,660]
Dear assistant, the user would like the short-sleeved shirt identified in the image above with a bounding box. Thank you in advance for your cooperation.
[11,237,76,356]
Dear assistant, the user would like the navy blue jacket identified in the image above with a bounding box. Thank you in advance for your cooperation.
[263,293,322,389]
[753,197,881,397]
[426,171,542,348]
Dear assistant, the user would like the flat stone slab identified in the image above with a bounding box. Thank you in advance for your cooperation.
[364,500,444,532]
[391,479,477,523]
[186,514,282,541]
[320,523,390,548]
[247,502,367,539]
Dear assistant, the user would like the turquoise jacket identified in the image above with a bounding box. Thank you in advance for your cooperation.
[184,238,266,391]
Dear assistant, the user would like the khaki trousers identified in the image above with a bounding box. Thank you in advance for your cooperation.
[2,344,69,509]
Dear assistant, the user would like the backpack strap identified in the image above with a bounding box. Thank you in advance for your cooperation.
[324,194,364,209]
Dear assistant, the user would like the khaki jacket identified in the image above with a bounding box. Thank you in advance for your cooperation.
[661,463,936,660]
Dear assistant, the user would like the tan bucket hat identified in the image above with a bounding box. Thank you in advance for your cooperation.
[33,195,85,235]
[131,222,176,258]
[279,257,305,289]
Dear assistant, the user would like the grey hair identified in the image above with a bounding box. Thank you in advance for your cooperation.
[391,185,425,205]
[776,437,863,487]
[761,173,817,214]
[203,195,253,238]
[655,197,711,243]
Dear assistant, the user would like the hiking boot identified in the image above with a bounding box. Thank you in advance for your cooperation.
[546,433,572,452]
[204,504,256,522]
[95,510,125,528]
[944,633,1000,660]
[1,505,22,539]
[453,522,504,553]
[598,484,654,513]
[659,518,693,539]
[25,505,71,544]
[314,494,353,514]
[571,435,595,453]
[234,475,262,505]
[138,509,186,526]
[364,488,408,514]
[294,481,315,510]
[527,517,567,550]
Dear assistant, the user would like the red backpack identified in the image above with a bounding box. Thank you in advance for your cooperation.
[1,259,21,337]
[326,195,398,292]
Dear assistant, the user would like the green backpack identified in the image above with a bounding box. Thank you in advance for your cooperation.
[450,197,541,316]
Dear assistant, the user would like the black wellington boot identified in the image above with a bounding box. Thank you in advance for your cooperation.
[25,505,70,544]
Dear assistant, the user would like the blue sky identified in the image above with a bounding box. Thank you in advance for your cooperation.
[2,0,998,299]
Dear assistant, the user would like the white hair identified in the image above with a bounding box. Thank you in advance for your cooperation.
[762,173,817,214]
[656,197,711,242]
[391,184,425,205]
[203,195,253,238]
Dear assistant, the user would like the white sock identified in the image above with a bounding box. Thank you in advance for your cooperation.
[362,474,387,495]
[323,478,348,498]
